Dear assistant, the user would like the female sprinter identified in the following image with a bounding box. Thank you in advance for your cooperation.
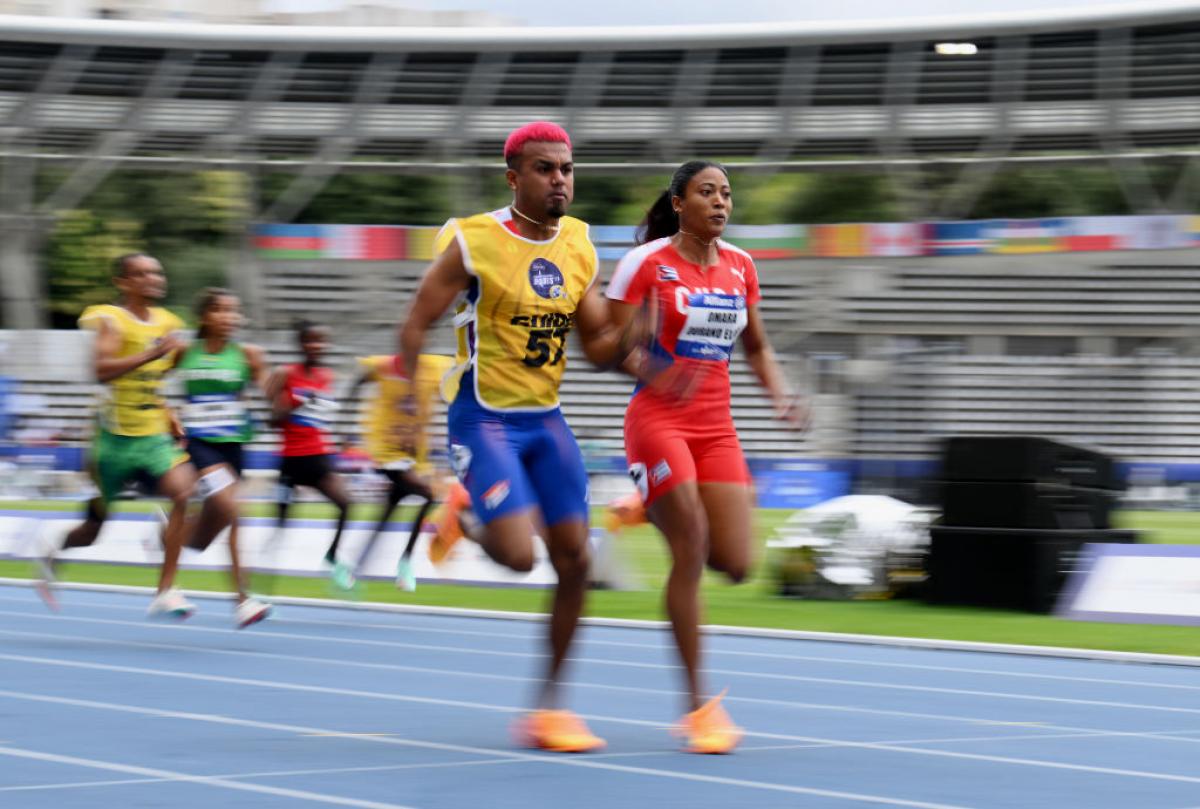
[174,288,273,627]
[605,160,806,753]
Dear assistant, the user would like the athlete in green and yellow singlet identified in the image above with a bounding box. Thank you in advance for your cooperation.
[37,254,199,619]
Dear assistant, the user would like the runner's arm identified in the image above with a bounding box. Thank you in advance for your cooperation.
[740,305,808,428]
[265,367,300,423]
[243,344,271,395]
[91,318,184,383]
[165,406,185,440]
[575,285,642,370]
[341,371,371,448]
[398,238,471,386]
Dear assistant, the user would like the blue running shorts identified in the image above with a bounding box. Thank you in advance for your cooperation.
[447,376,589,527]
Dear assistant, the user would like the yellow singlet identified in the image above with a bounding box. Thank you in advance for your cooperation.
[78,304,184,436]
[358,353,454,472]
[434,209,599,412]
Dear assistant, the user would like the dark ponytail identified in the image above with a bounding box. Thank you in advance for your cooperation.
[636,191,678,244]
[195,286,235,341]
[636,159,728,245]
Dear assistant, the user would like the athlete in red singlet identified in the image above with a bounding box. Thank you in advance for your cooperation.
[606,161,807,754]
[266,320,353,585]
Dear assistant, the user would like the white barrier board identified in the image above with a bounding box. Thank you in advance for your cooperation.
[0,511,558,587]
[1057,543,1200,626]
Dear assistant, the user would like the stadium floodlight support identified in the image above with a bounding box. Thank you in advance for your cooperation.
[0,155,40,329]
[260,52,402,224]
[933,35,1028,219]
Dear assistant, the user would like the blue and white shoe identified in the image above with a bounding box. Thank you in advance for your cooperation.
[146,587,196,620]
[33,531,63,612]
[395,556,417,592]
[235,597,272,629]
[330,560,357,592]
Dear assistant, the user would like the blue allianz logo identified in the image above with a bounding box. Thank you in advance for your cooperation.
[529,258,565,299]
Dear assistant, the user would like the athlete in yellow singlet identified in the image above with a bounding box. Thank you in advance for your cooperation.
[338,353,453,592]
[36,254,200,619]
[398,122,637,753]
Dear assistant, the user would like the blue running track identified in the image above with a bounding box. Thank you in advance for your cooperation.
[0,582,1199,809]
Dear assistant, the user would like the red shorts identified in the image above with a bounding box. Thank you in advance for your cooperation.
[624,400,751,508]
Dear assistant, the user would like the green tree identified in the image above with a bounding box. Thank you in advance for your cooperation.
[42,170,245,325]
[782,173,900,223]
[43,210,142,328]
[968,167,1126,219]
[261,172,452,225]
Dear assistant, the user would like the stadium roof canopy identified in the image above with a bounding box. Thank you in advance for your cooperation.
[3,1,1199,49]
[2,2,1199,328]
[2,1,1199,168]
[0,1,1198,218]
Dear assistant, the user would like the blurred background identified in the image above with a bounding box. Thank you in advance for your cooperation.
[2,0,1200,612]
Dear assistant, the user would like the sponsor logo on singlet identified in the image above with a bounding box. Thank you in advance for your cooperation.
[529,258,565,299]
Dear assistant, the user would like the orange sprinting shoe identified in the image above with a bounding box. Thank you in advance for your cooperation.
[428,482,469,565]
[513,709,606,753]
[674,689,743,754]
[427,526,462,566]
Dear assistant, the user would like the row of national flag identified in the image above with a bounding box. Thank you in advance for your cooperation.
[254,215,1200,262]
[253,224,436,261]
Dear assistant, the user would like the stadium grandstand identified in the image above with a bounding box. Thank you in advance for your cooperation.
[3,2,1200,499]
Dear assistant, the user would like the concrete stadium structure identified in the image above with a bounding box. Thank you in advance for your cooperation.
[3,2,1200,325]
[3,5,1200,487]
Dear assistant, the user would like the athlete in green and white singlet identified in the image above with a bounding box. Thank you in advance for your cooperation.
[174,289,272,628]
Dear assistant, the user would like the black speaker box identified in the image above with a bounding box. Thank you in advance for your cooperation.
[941,481,1116,529]
[941,436,1119,490]
[926,527,1137,613]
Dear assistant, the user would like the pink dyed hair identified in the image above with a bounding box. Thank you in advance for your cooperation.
[503,121,572,164]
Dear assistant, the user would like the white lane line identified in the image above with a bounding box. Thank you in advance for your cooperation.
[3,609,1198,719]
[5,578,1198,669]
[0,746,418,809]
[4,594,1195,694]
[0,757,555,795]
[6,656,1200,788]
[6,624,1200,749]
[2,746,842,795]
[0,747,830,795]
[251,613,1200,694]
[0,777,160,793]
[0,689,969,809]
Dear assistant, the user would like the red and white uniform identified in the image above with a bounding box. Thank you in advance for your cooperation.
[280,363,337,457]
[606,237,761,506]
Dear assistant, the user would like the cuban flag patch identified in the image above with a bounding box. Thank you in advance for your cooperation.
[656,265,679,282]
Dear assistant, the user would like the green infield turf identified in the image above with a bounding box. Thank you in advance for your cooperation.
[2,500,1198,657]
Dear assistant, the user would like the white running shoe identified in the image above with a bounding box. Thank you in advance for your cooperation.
[234,597,272,630]
[330,560,357,592]
[146,587,196,620]
[395,556,417,592]
[34,532,63,612]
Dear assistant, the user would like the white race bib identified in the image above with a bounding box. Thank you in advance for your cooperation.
[182,395,247,436]
[292,393,339,428]
[675,292,747,361]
